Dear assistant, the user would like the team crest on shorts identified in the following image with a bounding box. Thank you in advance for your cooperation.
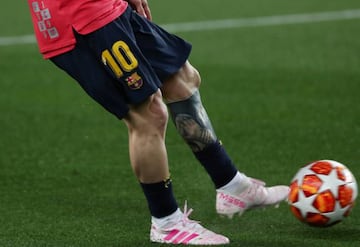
[125,72,143,90]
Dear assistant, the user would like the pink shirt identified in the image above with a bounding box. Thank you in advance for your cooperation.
[27,0,128,58]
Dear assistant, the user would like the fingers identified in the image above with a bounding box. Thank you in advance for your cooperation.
[140,0,152,20]
[143,2,152,20]
[131,0,152,20]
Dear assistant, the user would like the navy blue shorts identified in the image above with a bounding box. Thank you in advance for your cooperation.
[51,6,192,119]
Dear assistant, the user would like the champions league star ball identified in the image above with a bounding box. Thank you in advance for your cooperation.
[288,160,358,227]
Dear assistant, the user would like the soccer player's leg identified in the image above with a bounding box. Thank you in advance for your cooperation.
[83,12,229,244]
[123,90,229,245]
[51,41,229,245]
[162,62,238,188]
[162,61,289,218]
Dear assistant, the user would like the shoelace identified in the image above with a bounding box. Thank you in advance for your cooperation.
[250,178,266,187]
[246,179,267,203]
[180,201,199,227]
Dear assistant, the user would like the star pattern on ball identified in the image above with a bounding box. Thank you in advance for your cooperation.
[291,166,313,185]
[292,189,319,218]
[317,168,346,198]
[289,160,358,226]
[323,202,351,225]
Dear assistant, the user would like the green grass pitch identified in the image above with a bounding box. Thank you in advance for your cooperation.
[0,0,359,246]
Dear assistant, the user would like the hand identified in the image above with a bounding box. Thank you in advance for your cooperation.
[126,0,152,20]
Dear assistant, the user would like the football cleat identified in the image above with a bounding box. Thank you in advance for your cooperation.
[216,178,290,218]
[150,201,229,245]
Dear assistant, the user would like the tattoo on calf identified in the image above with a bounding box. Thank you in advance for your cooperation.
[167,90,217,152]
[175,114,215,151]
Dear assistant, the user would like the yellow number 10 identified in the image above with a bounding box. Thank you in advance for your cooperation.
[101,41,139,78]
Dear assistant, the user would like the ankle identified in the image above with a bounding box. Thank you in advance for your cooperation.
[152,208,182,228]
[218,172,251,194]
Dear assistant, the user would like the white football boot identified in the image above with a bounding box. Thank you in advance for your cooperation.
[216,177,289,218]
[150,202,229,245]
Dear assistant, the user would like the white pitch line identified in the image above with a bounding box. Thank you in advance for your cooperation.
[1,9,360,47]
[0,34,36,46]
[162,8,360,32]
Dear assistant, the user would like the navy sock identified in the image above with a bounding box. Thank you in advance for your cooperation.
[140,179,178,218]
[194,141,238,189]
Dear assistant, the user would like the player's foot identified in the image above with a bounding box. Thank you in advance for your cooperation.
[150,202,230,245]
[216,178,289,218]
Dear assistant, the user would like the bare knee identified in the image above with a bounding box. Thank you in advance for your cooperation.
[161,61,201,102]
[124,90,168,134]
[186,62,201,89]
[123,90,169,182]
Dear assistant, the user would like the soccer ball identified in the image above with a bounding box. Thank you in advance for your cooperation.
[288,160,358,227]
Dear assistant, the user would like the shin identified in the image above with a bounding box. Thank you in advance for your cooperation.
[167,90,217,152]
